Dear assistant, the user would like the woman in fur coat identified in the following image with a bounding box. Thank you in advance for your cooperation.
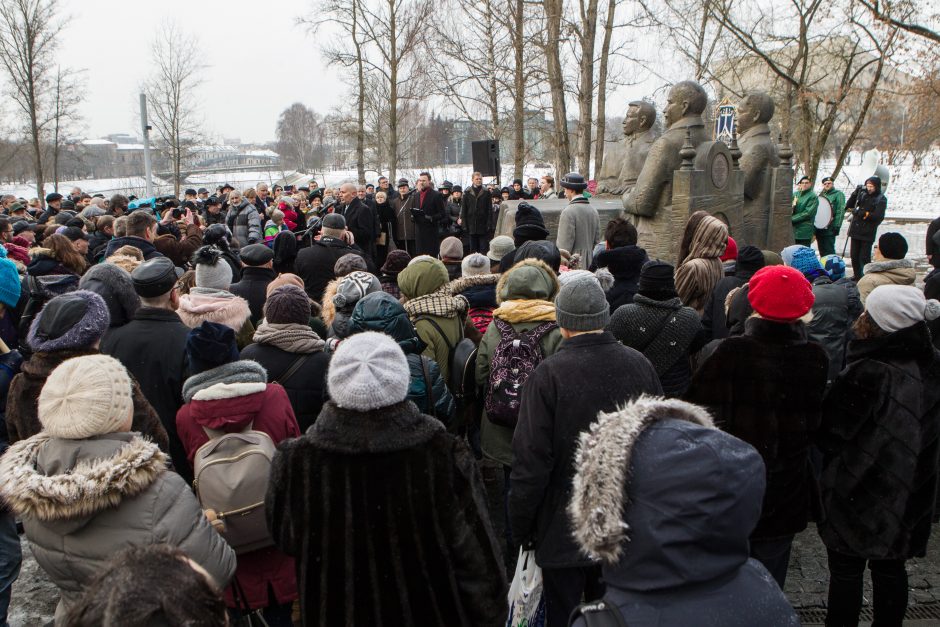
[0,354,236,624]
[266,332,506,626]
[6,290,167,452]
[817,285,940,626]
[177,321,301,626]
[177,246,254,349]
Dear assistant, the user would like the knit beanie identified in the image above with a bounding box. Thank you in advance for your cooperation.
[557,269,595,287]
[38,354,134,440]
[28,291,110,353]
[788,245,823,278]
[327,331,410,411]
[266,272,304,296]
[186,321,240,376]
[638,260,676,293]
[821,255,846,281]
[513,202,549,242]
[747,265,814,322]
[780,245,803,267]
[333,271,381,310]
[193,246,233,290]
[555,274,610,331]
[487,235,516,262]
[439,236,463,260]
[865,285,940,333]
[878,232,908,260]
[0,258,20,309]
[334,253,367,278]
[79,263,141,328]
[381,250,411,275]
[461,253,489,277]
[737,246,765,274]
[264,285,311,325]
[720,237,738,262]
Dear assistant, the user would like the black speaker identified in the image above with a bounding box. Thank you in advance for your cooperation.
[471,140,500,177]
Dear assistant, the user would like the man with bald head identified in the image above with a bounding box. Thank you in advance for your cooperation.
[624,81,709,225]
[737,90,781,246]
[337,181,378,263]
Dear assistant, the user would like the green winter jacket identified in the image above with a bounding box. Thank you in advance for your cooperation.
[821,188,847,235]
[399,257,465,383]
[792,190,819,241]
[475,259,563,466]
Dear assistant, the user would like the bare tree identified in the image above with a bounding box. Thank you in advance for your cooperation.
[856,0,939,43]
[0,0,64,205]
[143,20,204,196]
[48,66,83,191]
[543,0,572,175]
[276,103,325,172]
[592,0,618,178]
[571,0,599,177]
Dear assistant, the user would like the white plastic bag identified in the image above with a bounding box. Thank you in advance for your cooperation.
[507,548,545,627]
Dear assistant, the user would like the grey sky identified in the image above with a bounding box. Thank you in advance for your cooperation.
[62,0,341,143]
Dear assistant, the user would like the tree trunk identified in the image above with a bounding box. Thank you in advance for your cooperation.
[388,0,398,183]
[512,0,525,180]
[576,0,599,177]
[594,0,616,179]
[544,0,571,178]
[353,0,366,184]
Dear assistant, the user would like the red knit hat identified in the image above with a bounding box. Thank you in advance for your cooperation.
[747,265,814,322]
[720,236,738,262]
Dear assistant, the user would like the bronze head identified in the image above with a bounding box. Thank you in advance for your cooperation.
[664,81,708,127]
[736,91,775,134]
[623,101,656,136]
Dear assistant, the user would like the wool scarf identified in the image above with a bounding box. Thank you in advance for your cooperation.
[493,299,556,324]
[253,322,326,354]
[404,292,467,319]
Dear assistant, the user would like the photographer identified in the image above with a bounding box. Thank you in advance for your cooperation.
[154,202,203,268]
[846,176,887,281]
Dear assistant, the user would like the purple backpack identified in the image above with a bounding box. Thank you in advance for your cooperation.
[484,318,557,427]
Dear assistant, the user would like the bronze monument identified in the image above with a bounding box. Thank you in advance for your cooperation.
[596,101,658,196]
[736,91,781,246]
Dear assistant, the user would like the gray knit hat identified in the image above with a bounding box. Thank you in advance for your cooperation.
[333,271,381,310]
[193,246,233,290]
[488,235,515,262]
[462,253,489,277]
[327,331,410,411]
[334,253,367,278]
[555,274,610,331]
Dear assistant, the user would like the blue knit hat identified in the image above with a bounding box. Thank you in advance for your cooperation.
[0,258,20,309]
[788,246,823,278]
[821,255,846,281]
[186,321,239,375]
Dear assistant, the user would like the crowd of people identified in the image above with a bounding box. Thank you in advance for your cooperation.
[0,172,933,627]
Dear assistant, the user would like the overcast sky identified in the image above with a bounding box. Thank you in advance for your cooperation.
[61,0,342,144]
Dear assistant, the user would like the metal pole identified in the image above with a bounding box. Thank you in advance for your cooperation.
[140,93,154,198]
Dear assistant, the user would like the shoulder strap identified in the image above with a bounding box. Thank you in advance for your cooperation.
[414,316,455,352]
[419,356,436,418]
[636,310,674,353]
[568,598,629,627]
[273,353,310,385]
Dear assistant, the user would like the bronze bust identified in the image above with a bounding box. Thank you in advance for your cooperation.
[596,101,658,196]
[736,91,780,245]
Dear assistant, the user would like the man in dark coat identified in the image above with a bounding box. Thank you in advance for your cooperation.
[591,217,648,311]
[337,183,378,263]
[460,172,492,254]
[266,332,506,626]
[294,213,372,303]
[510,276,662,626]
[686,265,829,588]
[846,176,887,280]
[701,245,764,340]
[99,257,192,482]
[413,171,445,257]
[103,210,165,261]
[229,244,276,325]
[390,179,417,256]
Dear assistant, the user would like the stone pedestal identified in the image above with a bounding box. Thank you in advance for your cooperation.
[494,198,623,243]
[767,166,795,252]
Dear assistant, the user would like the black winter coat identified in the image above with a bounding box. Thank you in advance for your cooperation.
[339,198,378,261]
[818,322,940,559]
[592,245,647,311]
[846,180,887,242]
[926,269,940,349]
[701,261,760,340]
[100,307,191,482]
[460,186,492,235]
[294,237,369,303]
[103,236,164,261]
[266,401,507,626]
[685,318,829,539]
[239,342,330,433]
[229,266,277,325]
[509,332,662,568]
[414,188,446,256]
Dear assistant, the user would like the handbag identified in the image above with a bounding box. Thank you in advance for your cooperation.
[507,548,545,627]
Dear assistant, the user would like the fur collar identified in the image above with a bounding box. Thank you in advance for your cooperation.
[308,400,444,453]
[192,381,267,402]
[321,278,339,327]
[445,273,499,297]
[28,247,54,259]
[177,289,251,331]
[182,359,267,403]
[568,396,714,563]
[863,258,915,274]
[493,299,556,323]
[0,433,166,521]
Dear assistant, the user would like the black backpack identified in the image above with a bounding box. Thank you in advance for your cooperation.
[568,598,628,627]
[413,315,476,402]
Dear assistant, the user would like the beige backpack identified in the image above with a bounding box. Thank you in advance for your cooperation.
[193,423,276,554]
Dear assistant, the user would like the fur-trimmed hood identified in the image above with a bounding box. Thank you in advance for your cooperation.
[182,359,267,403]
[177,287,251,332]
[862,258,916,276]
[445,273,499,297]
[496,257,559,304]
[569,395,766,591]
[0,432,166,525]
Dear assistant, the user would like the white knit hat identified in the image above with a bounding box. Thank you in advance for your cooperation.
[38,355,134,439]
[461,253,490,277]
[866,285,940,333]
[327,332,410,411]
